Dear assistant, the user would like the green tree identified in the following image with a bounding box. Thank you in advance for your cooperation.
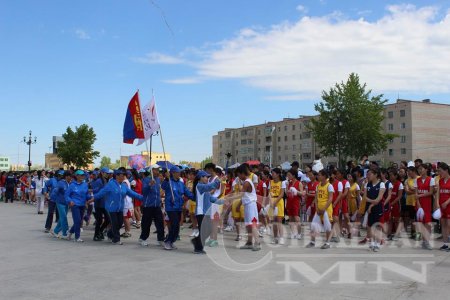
[111,159,121,169]
[100,156,112,168]
[309,73,396,168]
[57,124,100,168]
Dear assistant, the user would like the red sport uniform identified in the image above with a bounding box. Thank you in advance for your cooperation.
[306,181,319,217]
[286,180,301,216]
[340,179,350,214]
[439,178,450,219]
[390,180,403,218]
[415,176,434,223]
[332,180,343,216]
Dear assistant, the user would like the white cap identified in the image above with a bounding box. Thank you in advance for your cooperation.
[407,161,414,167]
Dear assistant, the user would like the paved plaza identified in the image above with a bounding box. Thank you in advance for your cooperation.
[1,202,450,300]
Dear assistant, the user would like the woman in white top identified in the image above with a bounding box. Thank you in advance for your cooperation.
[33,170,46,214]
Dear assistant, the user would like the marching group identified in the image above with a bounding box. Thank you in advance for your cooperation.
[1,155,450,254]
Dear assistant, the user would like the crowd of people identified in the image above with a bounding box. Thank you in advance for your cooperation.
[1,155,449,254]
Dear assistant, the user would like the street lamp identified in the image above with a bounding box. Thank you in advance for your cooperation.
[23,130,37,171]
[225,152,232,174]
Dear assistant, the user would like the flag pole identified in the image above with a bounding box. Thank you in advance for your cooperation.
[145,136,154,180]
[159,127,175,204]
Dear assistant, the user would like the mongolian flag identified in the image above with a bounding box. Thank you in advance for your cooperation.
[123,91,145,144]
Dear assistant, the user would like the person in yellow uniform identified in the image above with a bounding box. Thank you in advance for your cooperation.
[269,168,286,245]
[232,174,245,241]
[404,166,418,239]
[306,169,334,249]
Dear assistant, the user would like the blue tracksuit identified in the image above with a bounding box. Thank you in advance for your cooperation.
[142,177,162,207]
[54,180,70,205]
[162,177,194,212]
[45,177,58,202]
[91,177,106,208]
[65,181,91,206]
[195,180,222,216]
[93,179,143,213]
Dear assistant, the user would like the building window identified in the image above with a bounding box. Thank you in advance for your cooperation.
[257,129,261,135]
[302,152,311,159]
[400,110,406,117]
[278,127,281,132]
[265,137,271,143]
[388,149,394,156]
[299,134,302,140]
[265,146,270,152]
[277,137,281,142]
[248,139,253,145]
[242,129,247,136]
[241,139,247,145]
[219,144,222,149]
[388,111,394,118]
[225,132,231,138]
[258,139,261,145]
[304,132,311,139]
[292,145,297,151]
[401,148,406,155]
[401,123,406,129]
[284,126,287,131]
[401,136,406,143]
[284,136,288,142]
[219,136,222,140]
[278,146,281,151]
[292,125,296,131]
[389,139,394,144]
[292,135,296,141]
[388,124,393,131]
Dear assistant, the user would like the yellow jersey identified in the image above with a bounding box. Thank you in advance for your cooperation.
[406,177,417,206]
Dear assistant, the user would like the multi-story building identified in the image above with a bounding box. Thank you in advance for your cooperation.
[0,156,11,171]
[213,99,450,168]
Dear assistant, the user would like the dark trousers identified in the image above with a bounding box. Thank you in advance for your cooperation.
[69,206,85,239]
[5,188,14,202]
[192,215,212,251]
[94,207,110,237]
[167,211,181,244]
[107,212,123,243]
[84,204,94,222]
[140,206,164,242]
[45,201,59,230]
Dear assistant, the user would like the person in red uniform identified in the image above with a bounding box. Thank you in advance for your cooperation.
[330,169,343,243]
[436,163,450,251]
[286,169,304,240]
[388,169,403,240]
[336,169,350,237]
[305,170,319,222]
[414,164,434,250]
[131,169,143,229]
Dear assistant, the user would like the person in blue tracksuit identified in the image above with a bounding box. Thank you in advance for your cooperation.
[44,171,60,232]
[93,167,143,245]
[65,170,93,243]
[191,170,223,254]
[91,167,111,241]
[52,172,73,239]
[139,165,164,247]
[162,166,195,250]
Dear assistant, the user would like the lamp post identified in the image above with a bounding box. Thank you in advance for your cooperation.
[23,130,37,171]
[225,152,232,174]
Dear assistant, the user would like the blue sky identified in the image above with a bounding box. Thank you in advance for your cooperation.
[1,0,449,166]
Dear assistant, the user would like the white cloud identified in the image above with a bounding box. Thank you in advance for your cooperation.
[296,5,308,14]
[75,29,90,40]
[132,52,185,64]
[185,5,450,99]
[162,77,202,84]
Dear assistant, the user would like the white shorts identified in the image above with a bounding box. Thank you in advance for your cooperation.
[210,203,222,220]
[244,202,259,226]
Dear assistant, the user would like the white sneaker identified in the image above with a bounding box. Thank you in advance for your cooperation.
[194,229,199,237]
[141,240,149,247]
[289,234,296,239]
[270,238,278,244]
[297,233,303,240]
[278,238,285,245]
[80,228,84,233]
[224,225,233,232]
[74,238,84,243]
[190,229,199,237]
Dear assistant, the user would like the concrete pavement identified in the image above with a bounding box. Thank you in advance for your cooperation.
[1,202,450,300]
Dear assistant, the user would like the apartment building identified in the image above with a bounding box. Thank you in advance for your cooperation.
[212,99,450,167]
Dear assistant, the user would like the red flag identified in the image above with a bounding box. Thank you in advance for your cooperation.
[123,91,145,144]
